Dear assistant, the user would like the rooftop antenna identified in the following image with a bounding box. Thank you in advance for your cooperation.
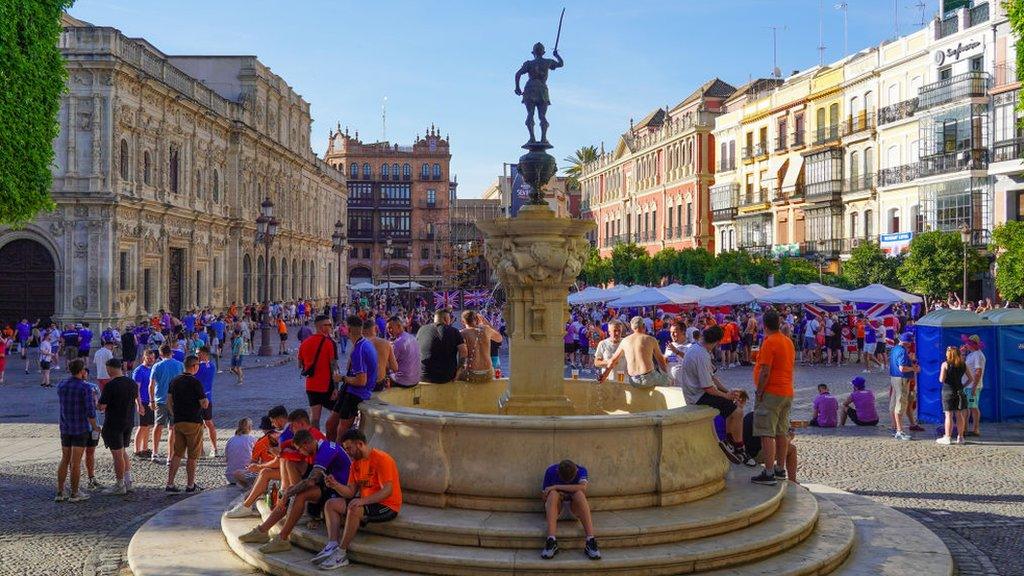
[381,96,388,142]
[911,0,926,27]
[766,25,787,77]
[894,0,901,38]
[835,3,848,57]
[817,0,826,66]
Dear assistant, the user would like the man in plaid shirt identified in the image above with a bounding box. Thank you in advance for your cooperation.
[56,358,100,502]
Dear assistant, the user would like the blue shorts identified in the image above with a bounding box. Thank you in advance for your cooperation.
[231,355,242,368]
[803,336,816,350]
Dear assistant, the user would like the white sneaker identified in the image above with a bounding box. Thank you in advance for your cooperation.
[894,431,912,441]
[225,503,260,518]
[103,481,127,495]
[955,437,965,445]
[318,549,349,570]
[935,436,952,445]
[68,492,90,502]
[311,543,339,565]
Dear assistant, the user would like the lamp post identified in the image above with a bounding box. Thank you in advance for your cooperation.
[383,237,394,307]
[960,222,971,305]
[331,220,347,320]
[256,197,278,356]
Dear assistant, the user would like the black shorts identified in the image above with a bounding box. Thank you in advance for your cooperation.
[61,432,91,448]
[942,385,968,412]
[564,343,576,354]
[202,402,213,421]
[362,503,398,524]
[856,338,864,351]
[279,333,288,342]
[333,390,363,419]
[742,334,754,347]
[102,426,132,450]
[307,389,334,408]
[139,403,155,426]
[40,360,51,370]
[308,479,343,519]
[86,431,99,448]
[77,349,89,358]
[696,393,737,418]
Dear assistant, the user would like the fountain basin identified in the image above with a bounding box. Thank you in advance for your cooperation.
[361,379,730,512]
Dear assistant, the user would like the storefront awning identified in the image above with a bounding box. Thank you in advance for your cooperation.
[764,156,788,185]
[782,154,804,191]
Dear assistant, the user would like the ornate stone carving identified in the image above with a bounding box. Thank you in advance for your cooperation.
[73,296,86,311]
[74,205,89,218]
[49,220,66,237]
[74,242,88,258]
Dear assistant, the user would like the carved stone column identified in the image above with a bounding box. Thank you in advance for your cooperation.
[478,205,594,415]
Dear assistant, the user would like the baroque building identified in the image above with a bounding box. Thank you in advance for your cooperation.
[0,15,346,326]
[323,126,456,287]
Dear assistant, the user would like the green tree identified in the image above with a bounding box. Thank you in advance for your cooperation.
[705,250,775,286]
[562,145,598,191]
[651,248,678,283]
[842,241,903,288]
[775,257,821,285]
[992,221,1024,303]
[0,0,73,224]
[609,243,650,284]
[671,248,715,286]
[897,230,987,298]
[1009,0,1024,114]
[579,246,612,286]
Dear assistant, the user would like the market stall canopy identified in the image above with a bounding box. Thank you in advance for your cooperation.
[376,281,404,289]
[607,287,699,308]
[845,284,923,304]
[568,285,646,305]
[804,282,853,300]
[661,284,708,303]
[765,283,795,293]
[698,284,771,306]
[758,284,843,305]
[350,281,377,291]
[395,281,426,289]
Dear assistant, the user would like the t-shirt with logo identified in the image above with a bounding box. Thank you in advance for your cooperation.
[313,440,352,485]
[542,463,589,490]
[346,337,378,401]
[62,329,80,349]
[753,332,795,397]
[349,448,402,512]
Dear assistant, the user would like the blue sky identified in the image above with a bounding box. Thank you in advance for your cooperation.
[70,0,939,197]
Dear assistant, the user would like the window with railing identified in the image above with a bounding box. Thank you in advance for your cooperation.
[917,71,989,110]
[814,124,840,145]
[380,183,411,207]
[878,163,919,187]
[918,103,989,176]
[878,98,919,125]
[968,2,989,27]
[937,14,958,39]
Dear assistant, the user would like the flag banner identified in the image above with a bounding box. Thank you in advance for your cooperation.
[509,164,533,217]
[463,289,489,307]
[804,302,897,345]
[433,291,458,309]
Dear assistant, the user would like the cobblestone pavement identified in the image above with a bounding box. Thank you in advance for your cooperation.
[1,342,1022,575]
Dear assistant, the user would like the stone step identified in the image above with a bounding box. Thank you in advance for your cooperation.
[354,471,786,549]
[274,483,819,575]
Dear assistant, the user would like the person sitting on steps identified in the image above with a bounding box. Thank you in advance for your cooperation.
[540,459,601,561]
[840,376,879,426]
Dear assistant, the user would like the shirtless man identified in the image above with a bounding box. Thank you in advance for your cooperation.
[598,317,668,387]
[364,321,397,391]
[459,310,493,382]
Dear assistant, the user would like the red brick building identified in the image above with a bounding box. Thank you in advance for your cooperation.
[324,125,455,286]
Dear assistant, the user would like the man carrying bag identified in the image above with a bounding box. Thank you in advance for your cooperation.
[297,316,339,430]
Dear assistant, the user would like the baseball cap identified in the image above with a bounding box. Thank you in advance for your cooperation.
[259,415,275,432]
[851,376,866,390]
[966,334,982,349]
[899,332,913,343]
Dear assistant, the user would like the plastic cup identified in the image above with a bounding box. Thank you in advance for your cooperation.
[571,369,579,380]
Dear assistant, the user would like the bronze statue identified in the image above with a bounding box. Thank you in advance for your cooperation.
[515,42,564,144]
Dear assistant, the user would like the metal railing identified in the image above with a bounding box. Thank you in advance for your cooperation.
[968,2,989,27]
[878,98,919,125]
[917,71,990,110]
[805,179,843,203]
[718,159,737,171]
[740,244,771,256]
[845,174,875,193]
[937,15,958,39]
[877,163,919,187]
[800,238,843,257]
[348,196,375,208]
[775,135,788,151]
[918,149,989,177]
[842,111,876,136]
[994,63,1018,87]
[993,138,1024,163]
[814,125,840,145]
[349,228,374,239]
[791,130,806,147]
[738,188,769,207]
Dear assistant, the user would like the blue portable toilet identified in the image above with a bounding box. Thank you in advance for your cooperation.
[981,308,1024,422]
[914,310,998,424]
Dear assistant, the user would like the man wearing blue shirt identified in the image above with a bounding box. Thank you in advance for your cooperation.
[149,345,185,461]
[540,459,600,560]
[56,359,100,502]
[132,349,157,457]
[211,316,227,357]
[326,316,377,443]
[77,322,93,358]
[197,346,218,457]
[888,332,919,441]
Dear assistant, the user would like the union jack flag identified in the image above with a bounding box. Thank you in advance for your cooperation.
[804,302,897,344]
[433,290,457,309]
[463,290,489,307]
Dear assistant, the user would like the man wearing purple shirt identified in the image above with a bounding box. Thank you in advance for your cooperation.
[386,317,421,388]
[841,376,879,426]
[16,319,32,372]
[809,384,839,428]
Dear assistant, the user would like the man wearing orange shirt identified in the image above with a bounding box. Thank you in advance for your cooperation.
[751,310,795,486]
[318,428,402,569]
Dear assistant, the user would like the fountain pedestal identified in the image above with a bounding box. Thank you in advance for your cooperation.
[477,204,595,415]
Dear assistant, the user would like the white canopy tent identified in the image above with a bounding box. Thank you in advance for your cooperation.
[661,284,709,302]
[698,284,771,306]
[569,285,646,305]
[805,282,853,300]
[350,281,377,291]
[607,287,700,308]
[758,284,843,305]
[845,284,923,304]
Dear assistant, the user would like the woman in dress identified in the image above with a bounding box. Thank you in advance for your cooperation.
[936,346,968,445]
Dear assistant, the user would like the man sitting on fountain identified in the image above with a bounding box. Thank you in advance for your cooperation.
[225,406,287,518]
[540,459,601,561]
[597,316,668,387]
[238,429,352,556]
[314,428,402,570]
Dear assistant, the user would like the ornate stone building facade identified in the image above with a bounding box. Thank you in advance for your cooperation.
[0,15,346,326]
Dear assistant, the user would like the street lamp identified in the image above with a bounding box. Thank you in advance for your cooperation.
[959,222,971,305]
[331,220,347,320]
[256,197,278,357]
[383,237,394,303]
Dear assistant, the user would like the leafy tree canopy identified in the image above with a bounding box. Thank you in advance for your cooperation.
[842,241,903,289]
[992,221,1024,303]
[897,231,987,298]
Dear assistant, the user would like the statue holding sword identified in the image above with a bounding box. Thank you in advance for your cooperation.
[515,8,565,144]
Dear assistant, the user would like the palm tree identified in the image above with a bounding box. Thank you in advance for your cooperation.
[562,145,598,191]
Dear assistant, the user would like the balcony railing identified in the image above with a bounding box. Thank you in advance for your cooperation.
[348,196,375,208]
[968,2,989,27]
[800,238,843,258]
[791,130,806,148]
[878,98,919,125]
[738,188,769,207]
[349,228,375,239]
[841,237,871,253]
[664,226,680,240]
[918,149,989,177]
[994,63,1018,87]
[418,199,440,209]
[380,198,412,208]
[805,179,843,203]
[842,111,876,136]
[845,174,875,193]
[775,135,788,151]
[718,159,737,171]
[993,138,1024,163]
[382,229,411,240]
[740,244,771,256]
[937,15,958,39]
[917,71,990,110]
[877,163,919,187]
[742,144,767,160]
[814,125,840,145]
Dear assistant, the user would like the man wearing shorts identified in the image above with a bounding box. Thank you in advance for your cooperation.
[98,358,141,494]
[197,347,218,457]
[751,310,795,485]
[16,318,31,374]
[325,316,376,443]
[888,332,918,441]
[297,315,340,430]
[314,429,401,570]
[963,335,987,436]
[165,355,207,493]
[540,459,601,560]
[61,325,80,372]
[39,335,54,387]
[149,345,184,462]
[132,349,157,457]
[55,359,99,502]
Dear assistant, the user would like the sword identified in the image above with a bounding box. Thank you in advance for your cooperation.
[553,7,565,54]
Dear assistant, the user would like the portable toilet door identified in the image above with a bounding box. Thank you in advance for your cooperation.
[914,309,998,424]
[981,309,1024,421]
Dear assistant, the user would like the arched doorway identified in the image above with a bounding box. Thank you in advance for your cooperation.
[0,238,56,322]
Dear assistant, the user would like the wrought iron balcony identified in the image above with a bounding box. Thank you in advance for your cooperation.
[775,135,788,152]
[993,138,1024,163]
[877,163,919,187]
[382,229,411,240]
[348,196,375,208]
[994,63,1017,87]
[843,111,876,136]
[845,174,874,193]
[937,14,958,39]
[813,125,840,145]
[968,2,989,27]
[918,149,989,177]
[804,179,843,203]
[878,98,919,125]
[349,228,375,240]
[739,244,771,256]
[738,188,769,207]
[917,71,990,110]
[791,130,806,148]
[800,238,843,258]
[664,226,679,240]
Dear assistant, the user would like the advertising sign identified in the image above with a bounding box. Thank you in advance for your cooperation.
[509,164,533,217]
[879,232,913,257]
